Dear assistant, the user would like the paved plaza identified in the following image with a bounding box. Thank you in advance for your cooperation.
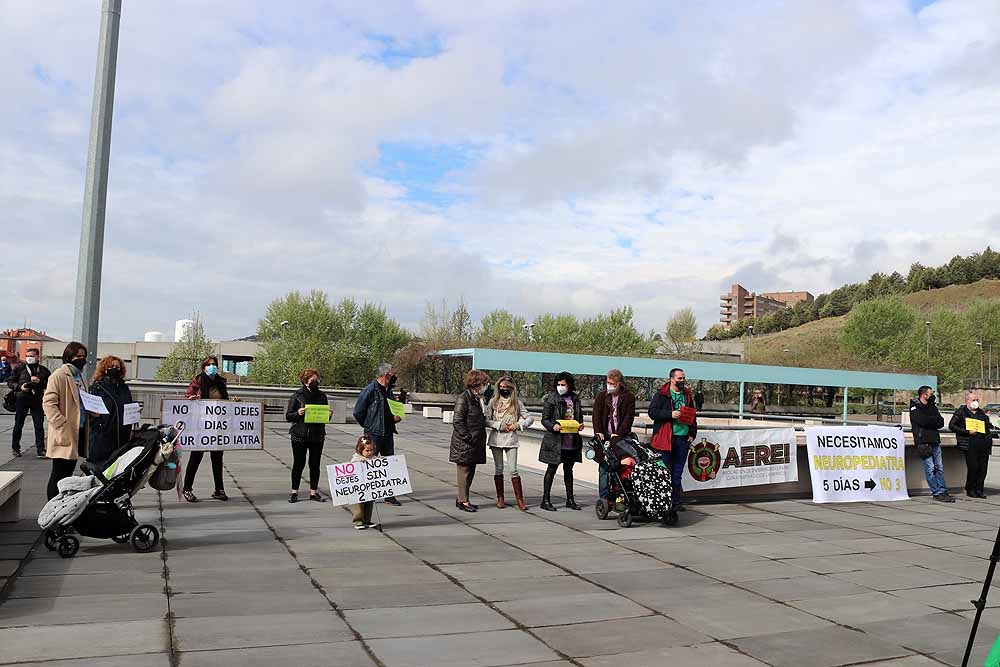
[3,415,1000,666]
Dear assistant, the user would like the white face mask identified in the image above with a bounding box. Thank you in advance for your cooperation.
[971,400,980,410]
[607,384,618,394]
[556,385,569,396]
[26,357,37,364]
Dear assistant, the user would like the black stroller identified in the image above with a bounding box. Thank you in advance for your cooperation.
[589,435,677,527]
[39,424,181,558]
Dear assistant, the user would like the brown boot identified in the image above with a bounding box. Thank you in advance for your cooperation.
[494,475,506,509]
[511,475,528,511]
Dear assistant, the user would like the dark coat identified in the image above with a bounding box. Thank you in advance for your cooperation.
[186,373,229,400]
[286,386,329,444]
[353,380,396,437]
[449,390,487,465]
[948,405,995,451]
[7,362,51,404]
[909,398,943,445]
[87,376,135,467]
[591,387,636,463]
[648,384,698,440]
[539,391,583,465]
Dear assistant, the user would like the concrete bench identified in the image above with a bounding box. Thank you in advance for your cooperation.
[423,407,443,419]
[403,403,414,414]
[330,399,348,424]
[442,411,455,424]
[0,471,23,522]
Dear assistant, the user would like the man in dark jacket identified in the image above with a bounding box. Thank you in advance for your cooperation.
[7,348,50,457]
[592,369,636,509]
[910,385,953,502]
[353,362,402,505]
[0,356,10,384]
[949,390,995,498]
[648,368,698,510]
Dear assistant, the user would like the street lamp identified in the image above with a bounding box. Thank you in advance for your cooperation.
[925,321,931,369]
[747,325,754,363]
[977,340,985,387]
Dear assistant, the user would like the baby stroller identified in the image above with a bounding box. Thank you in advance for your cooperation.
[39,423,182,558]
[589,435,677,527]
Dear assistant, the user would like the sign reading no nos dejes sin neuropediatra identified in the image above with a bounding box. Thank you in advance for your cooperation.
[327,455,412,506]
[162,399,263,451]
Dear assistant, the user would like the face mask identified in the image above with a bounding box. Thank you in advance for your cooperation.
[607,384,618,394]
[675,380,686,389]
[971,400,980,410]
[204,364,218,377]
[388,375,397,388]
[926,394,935,404]
[71,358,87,371]
[26,357,37,365]
[499,387,513,398]
[106,368,123,380]
[556,385,569,396]
[308,380,319,391]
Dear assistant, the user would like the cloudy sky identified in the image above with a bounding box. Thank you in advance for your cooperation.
[3,0,1000,342]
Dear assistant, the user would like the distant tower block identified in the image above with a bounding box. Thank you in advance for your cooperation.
[144,331,166,342]
[174,319,196,342]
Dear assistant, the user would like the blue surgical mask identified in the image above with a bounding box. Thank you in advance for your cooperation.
[204,364,218,377]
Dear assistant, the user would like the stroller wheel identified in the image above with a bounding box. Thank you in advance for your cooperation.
[662,510,679,527]
[131,524,160,553]
[57,535,80,558]
[44,531,58,551]
[617,510,633,528]
[111,534,130,544]
[595,499,610,520]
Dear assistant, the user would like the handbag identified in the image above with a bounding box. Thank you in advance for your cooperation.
[3,390,15,413]
[914,442,933,458]
[649,426,672,452]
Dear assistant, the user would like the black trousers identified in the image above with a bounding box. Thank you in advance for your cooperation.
[543,453,577,499]
[12,398,44,454]
[291,440,324,491]
[184,450,225,492]
[965,444,990,495]
[47,459,77,500]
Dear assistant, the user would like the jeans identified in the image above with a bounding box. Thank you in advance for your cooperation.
[490,447,518,476]
[921,444,947,496]
[12,398,45,454]
[598,461,610,499]
[291,440,324,491]
[663,435,691,505]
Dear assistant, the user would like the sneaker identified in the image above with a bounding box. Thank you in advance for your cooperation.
[385,496,401,506]
[354,523,368,530]
[288,493,298,504]
[365,522,380,529]
[36,452,46,459]
[309,492,326,503]
[211,490,229,501]
[12,450,21,458]
[933,494,955,503]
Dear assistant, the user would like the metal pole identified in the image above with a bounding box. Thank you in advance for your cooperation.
[842,386,849,424]
[72,0,122,370]
[738,381,745,419]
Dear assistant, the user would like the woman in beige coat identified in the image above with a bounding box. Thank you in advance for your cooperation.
[42,342,91,499]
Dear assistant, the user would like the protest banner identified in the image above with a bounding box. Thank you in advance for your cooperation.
[805,425,907,503]
[387,399,406,420]
[681,428,797,489]
[122,402,141,426]
[79,390,109,414]
[162,399,263,451]
[328,455,412,506]
[304,404,330,424]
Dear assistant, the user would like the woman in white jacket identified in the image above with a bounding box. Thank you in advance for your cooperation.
[486,376,533,510]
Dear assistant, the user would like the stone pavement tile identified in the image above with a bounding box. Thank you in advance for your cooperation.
[173,610,354,651]
[0,560,17,577]
[624,537,748,565]
[948,542,996,559]
[749,518,821,531]
[629,581,769,613]
[796,527,888,541]
[367,629,559,667]
[898,533,988,549]
[860,658,954,667]
[833,565,972,591]
[296,548,421,569]
[669,520,770,537]
[736,541,859,559]
[439,559,565,582]
[859,524,938,537]
[498,662,574,667]
[690,559,812,583]
[886,549,987,573]
[578,640,769,667]
[732,626,912,667]
[495,592,651,627]
[791,591,940,625]
[0,530,42,544]
[779,553,901,574]
[828,537,925,553]
[889,582,992,611]
[671,598,831,640]
[582,568,716,595]
[418,543,530,564]
[525,541,633,559]
[170,591,331,618]
[167,569,316,594]
[0,654,173,667]
[0,619,167,663]
[310,564,451,587]
[697,530,804,548]
[860,611,994,653]
[345,602,513,638]
[330,582,477,609]
[556,553,669,575]
[0,593,166,627]
[533,615,711,658]
[7,571,165,598]
[739,574,872,602]
[931,639,997,667]
[178,641,377,667]
[463,575,605,602]
[18,552,166,575]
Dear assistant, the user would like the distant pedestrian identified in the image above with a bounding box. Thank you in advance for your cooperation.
[751,389,766,417]
[351,436,378,529]
[0,356,10,384]
[450,369,490,512]
[485,375,533,510]
[285,368,328,503]
[592,369,635,513]
[41,342,90,499]
[694,384,705,411]
[8,347,51,458]
[181,356,231,502]
[910,385,953,502]
[87,355,135,469]
[353,362,403,505]
[539,372,584,512]
[648,368,698,511]
[949,390,995,498]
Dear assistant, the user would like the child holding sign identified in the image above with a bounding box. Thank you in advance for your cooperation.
[351,436,378,529]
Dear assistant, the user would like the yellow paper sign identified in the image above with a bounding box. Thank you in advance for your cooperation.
[557,420,580,434]
[388,399,406,420]
[304,404,330,424]
[967,417,986,434]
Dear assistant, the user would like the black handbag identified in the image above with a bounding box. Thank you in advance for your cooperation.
[915,441,933,458]
[3,391,15,413]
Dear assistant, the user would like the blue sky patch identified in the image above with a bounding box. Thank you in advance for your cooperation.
[371,141,480,206]
[910,0,937,14]
[365,33,443,69]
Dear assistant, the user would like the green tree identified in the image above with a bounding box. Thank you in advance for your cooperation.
[156,314,215,382]
[665,308,698,353]
[841,298,918,363]
[579,306,655,355]
[531,313,582,352]
[894,309,979,391]
[476,310,529,348]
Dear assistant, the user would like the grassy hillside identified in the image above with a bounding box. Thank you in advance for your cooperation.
[749,279,1000,372]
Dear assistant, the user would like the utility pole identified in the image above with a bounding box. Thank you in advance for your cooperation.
[72,0,122,369]
[924,321,931,371]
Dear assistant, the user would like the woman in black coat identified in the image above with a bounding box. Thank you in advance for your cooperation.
[539,372,584,511]
[285,368,329,503]
[87,355,135,469]
[450,369,490,512]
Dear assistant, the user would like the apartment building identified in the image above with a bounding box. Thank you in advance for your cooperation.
[719,284,814,328]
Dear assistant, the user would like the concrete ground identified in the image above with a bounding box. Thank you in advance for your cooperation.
[3,414,1000,666]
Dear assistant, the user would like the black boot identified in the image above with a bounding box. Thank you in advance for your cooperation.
[541,465,557,511]
[565,466,581,509]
